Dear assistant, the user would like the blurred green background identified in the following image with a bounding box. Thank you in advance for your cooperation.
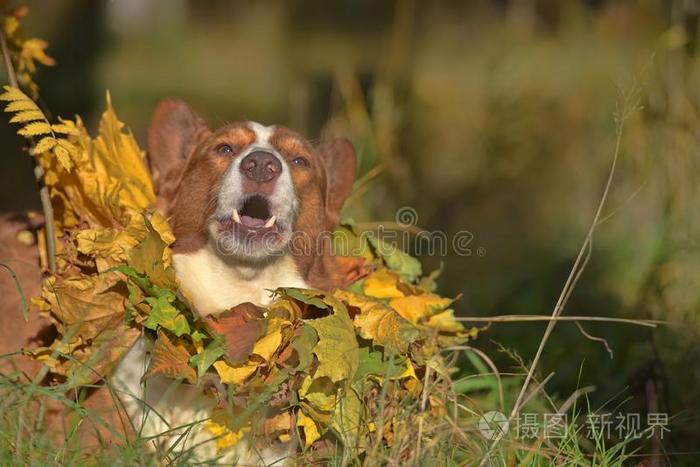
[1,0,699,459]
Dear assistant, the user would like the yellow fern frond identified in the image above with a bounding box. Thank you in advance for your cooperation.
[4,100,39,112]
[52,123,80,136]
[55,139,78,156]
[32,136,57,155]
[53,144,72,171]
[17,121,52,136]
[0,85,29,102]
[1,85,77,172]
[9,109,44,123]
[3,7,54,99]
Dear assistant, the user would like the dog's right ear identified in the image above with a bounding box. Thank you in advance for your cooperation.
[148,98,208,214]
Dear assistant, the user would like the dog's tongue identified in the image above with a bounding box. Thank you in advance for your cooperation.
[241,215,266,228]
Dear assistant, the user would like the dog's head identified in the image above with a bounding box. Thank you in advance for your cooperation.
[148,98,356,272]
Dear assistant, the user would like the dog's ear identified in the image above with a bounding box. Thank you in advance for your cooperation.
[318,138,356,229]
[148,98,208,214]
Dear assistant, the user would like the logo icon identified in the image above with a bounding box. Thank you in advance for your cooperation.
[478,411,509,440]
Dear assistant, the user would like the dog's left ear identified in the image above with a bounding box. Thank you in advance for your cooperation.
[318,138,356,229]
[148,98,208,214]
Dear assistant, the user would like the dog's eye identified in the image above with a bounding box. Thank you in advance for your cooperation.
[291,156,309,168]
[216,144,234,155]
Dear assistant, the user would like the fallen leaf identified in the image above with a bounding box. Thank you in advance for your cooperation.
[363,269,405,299]
[305,303,358,383]
[388,293,453,324]
[336,290,419,354]
[367,235,422,281]
[297,409,321,447]
[290,324,318,373]
[331,387,363,450]
[300,375,338,412]
[190,338,226,379]
[425,309,464,333]
[145,330,196,384]
[42,272,127,340]
[205,302,266,365]
[213,360,258,385]
[252,317,286,362]
[204,408,249,452]
[127,217,177,290]
[144,291,190,336]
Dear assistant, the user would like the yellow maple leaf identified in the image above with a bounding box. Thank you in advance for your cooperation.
[75,226,141,271]
[251,317,286,362]
[299,374,338,412]
[90,92,155,216]
[204,408,249,452]
[40,95,155,236]
[388,294,453,325]
[336,290,419,354]
[149,211,176,245]
[425,309,464,333]
[40,271,127,339]
[297,409,321,447]
[213,360,258,385]
[363,269,405,299]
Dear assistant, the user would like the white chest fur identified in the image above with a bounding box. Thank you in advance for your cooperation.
[110,244,306,464]
[172,243,308,316]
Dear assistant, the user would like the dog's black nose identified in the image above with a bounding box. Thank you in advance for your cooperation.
[240,151,282,183]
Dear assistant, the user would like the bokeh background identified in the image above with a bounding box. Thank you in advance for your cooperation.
[1,0,699,459]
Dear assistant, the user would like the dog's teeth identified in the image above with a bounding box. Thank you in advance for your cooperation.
[232,209,241,224]
[264,216,276,228]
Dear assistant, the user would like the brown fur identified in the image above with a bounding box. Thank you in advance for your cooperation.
[148,99,357,290]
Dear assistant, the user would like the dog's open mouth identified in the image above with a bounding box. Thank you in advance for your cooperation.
[232,194,277,231]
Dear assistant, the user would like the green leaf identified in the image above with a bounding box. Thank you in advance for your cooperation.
[345,278,366,295]
[144,291,190,336]
[306,305,358,383]
[367,235,422,282]
[291,324,318,373]
[333,223,374,259]
[190,338,226,379]
[330,387,363,451]
[280,288,329,309]
[354,347,406,383]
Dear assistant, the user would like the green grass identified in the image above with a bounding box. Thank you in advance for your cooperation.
[0,348,640,466]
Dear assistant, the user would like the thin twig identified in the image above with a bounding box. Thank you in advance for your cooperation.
[455,314,663,327]
[0,19,56,273]
[478,90,637,465]
[575,321,613,359]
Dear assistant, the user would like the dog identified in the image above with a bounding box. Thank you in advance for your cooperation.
[111,98,357,464]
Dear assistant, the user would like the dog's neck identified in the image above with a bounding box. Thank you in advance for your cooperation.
[172,242,308,317]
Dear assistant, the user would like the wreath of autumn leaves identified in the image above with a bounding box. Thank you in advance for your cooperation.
[1,5,476,458]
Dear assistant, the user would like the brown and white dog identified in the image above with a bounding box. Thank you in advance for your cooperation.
[111,99,357,463]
